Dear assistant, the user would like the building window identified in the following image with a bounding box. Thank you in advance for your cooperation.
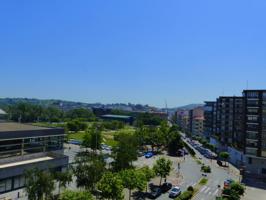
[247,92,259,98]
[14,176,25,189]
[0,179,12,193]
[247,115,258,122]
[248,157,253,164]
[262,168,266,174]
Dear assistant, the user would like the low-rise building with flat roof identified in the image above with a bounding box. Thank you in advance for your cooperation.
[0,122,68,198]
[101,114,134,125]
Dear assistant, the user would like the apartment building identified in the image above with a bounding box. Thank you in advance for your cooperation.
[216,97,244,148]
[0,122,69,198]
[243,90,266,175]
[203,101,216,138]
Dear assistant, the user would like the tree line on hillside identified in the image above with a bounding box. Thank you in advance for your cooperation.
[5,102,96,123]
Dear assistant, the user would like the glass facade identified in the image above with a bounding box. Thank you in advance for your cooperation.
[0,136,64,159]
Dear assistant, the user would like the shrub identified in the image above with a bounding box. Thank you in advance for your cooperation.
[187,186,194,192]
[199,178,208,185]
[201,165,211,173]
[176,191,193,200]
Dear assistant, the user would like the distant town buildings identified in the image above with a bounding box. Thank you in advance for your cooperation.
[176,106,205,137]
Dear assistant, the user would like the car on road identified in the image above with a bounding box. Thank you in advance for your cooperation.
[145,152,154,158]
[160,182,172,193]
[224,179,234,189]
[169,186,181,198]
[68,139,82,145]
[147,187,162,199]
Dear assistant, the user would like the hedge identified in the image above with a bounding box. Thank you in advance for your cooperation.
[175,191,193,200]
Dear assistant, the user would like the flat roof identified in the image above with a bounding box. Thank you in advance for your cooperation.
[0,156,53,169]
[101,114,132,119]
[0,122,51,132]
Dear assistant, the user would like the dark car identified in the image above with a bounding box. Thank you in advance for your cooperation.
[217,160,223,166]
[160,182,172,193]
[148,187,162,199]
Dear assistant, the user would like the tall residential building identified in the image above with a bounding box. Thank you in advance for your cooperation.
[243,90,266,175]
[215,96,244,149]
[203,101,216,138]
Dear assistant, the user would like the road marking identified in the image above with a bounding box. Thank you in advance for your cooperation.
[213,189,219,196]
[200,186,207,193]
[204,187,210,194]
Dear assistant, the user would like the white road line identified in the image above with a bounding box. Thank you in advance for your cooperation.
[200,186,207,193]
[204,187,211,194]
[213,189,219,196]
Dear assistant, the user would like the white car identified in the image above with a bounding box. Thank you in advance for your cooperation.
[169,186,181,198]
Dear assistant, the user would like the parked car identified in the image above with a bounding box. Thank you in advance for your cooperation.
[68,139,82,145]
[148,187,162,199]
[160,182,172,193]
[145,152,154,159]
[217,160,223,166]
[224,179,234,189]
[169,186,181,198]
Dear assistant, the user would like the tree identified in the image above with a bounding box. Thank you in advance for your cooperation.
[119,169,146,200]
[24,168,55,200]
[112,132,138,171]
[230,182,245,196]
[53,170,73,195]
[89,124,103,151]
[153,157,172,185]
[139,166,155,192]
[59,190,93,200]
[167,129,183,156]
[97,172,124,200]
[219,152,230,167]
[73,152,106,191]
[67,120,88,132]
[65,108,95,121]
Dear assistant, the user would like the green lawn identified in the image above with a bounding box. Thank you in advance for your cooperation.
[67,125,136,147]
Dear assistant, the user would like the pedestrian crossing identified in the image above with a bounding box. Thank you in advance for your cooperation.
[193,186,219,200]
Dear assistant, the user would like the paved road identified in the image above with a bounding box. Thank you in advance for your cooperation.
[182,138,239,200]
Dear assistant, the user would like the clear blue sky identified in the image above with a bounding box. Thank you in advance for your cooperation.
[0,0,266,107]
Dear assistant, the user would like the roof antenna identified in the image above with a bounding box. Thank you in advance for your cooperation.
[165,100,168,116]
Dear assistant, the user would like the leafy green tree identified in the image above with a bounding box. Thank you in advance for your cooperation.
[223,188,240,200]
[167,130,183,156]
[73,152,106,191]
[219,152,230,166]
[53,170,73,195]
[112,132,138,171]
[25,168,55,200]
[139,166,155,192]
[65,108,95,121]
[153,157,173,185]
[119,169,146,200]
[97,172,124,200]
[59,190,93,200]
[230,182,245,196]
[88,123,103,151]
[67,120,88,132]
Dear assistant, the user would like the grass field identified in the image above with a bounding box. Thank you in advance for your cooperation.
[68,125,135,147]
